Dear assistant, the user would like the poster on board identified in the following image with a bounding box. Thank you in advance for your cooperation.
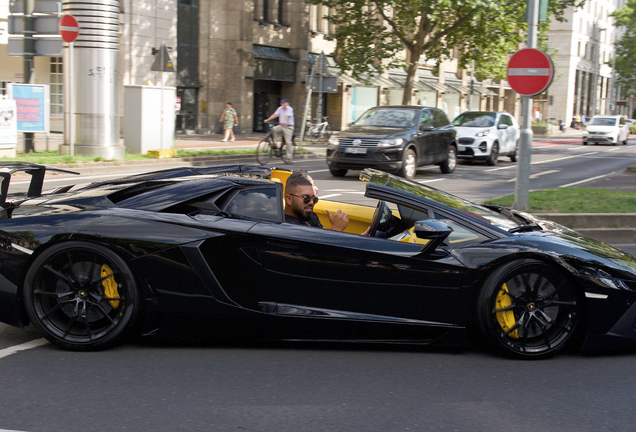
[8,84,50,133]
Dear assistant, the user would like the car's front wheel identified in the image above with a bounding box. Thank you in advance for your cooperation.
[23,241,139,351]
[486,142,499,166]
[440,144,457,174]
[329,168,347,177]
[476,259,582,359]
[399,148,417,180]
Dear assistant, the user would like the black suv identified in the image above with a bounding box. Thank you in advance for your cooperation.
[326,106,457,179]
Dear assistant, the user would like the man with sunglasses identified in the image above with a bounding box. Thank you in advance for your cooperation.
[284,171,349,231]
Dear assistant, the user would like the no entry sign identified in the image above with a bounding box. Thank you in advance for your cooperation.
[507,48,554,96]
[59,14,79,43]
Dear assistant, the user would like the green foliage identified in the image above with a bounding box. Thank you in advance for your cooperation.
[306,0,582,98]
[612,0,636,95]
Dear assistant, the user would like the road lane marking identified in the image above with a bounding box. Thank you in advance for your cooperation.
[0,338,48,359]
[506,169,560,181]
[319,193,343,199]
[559,172,614,188]
[417,178,444,184]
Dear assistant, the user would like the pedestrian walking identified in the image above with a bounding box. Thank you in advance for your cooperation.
[220,102,239,142]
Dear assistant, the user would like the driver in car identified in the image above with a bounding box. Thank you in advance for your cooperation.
[284,170,371,235]
[284,172,349,231]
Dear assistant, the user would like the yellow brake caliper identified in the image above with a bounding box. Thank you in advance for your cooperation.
[495,283,518,338]
[101,264,120,309]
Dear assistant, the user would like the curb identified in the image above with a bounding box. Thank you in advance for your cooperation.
[535,213,636,244]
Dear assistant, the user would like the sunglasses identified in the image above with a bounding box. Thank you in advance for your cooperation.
[289,193,319,204]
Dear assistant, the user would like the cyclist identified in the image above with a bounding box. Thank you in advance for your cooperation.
[264,99,295,163]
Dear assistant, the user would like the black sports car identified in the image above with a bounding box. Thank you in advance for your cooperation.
[1,162,636,358]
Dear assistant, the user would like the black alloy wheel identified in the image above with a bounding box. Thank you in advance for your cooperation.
[23,241,139,351]
[256,138,274,165]
[476,259,582,359]
[486,142,499,166]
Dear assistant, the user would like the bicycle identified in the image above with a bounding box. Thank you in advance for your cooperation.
[305,116,332,142]
[256,122,296,165]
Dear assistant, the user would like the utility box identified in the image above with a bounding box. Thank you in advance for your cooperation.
[123,85,176,154]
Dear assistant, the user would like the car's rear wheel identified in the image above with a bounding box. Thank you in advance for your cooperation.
[476,259,582,359]
[399,148,417,180]
[510,141,518,162]
[329,168,347,177]
[440,144,457,174]
[23,241,139,351]
[486,142,499,166]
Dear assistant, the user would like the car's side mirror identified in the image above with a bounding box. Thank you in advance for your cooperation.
[414,219,453,254]
[418,124,434,132]
[497,124,508,129]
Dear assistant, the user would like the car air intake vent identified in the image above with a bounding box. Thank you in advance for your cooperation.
[339,138,381,147]
[458,137,475,144]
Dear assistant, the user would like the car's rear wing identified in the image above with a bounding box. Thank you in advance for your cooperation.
[0,162,79,208]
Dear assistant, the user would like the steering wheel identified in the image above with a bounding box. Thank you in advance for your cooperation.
[369,200,390,237]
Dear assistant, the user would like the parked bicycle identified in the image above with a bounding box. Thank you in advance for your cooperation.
[305,116,332,142]
[256,122,296,165]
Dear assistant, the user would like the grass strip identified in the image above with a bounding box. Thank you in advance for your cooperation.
[483,188,636,213]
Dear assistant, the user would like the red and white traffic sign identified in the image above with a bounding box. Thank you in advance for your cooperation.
[59,14,79,43]
[506,48,554,96]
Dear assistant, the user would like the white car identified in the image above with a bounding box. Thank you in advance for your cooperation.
[452,111,520,166]
[583,115,630,145]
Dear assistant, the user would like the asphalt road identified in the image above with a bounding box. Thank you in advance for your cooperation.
[1,136,636,432]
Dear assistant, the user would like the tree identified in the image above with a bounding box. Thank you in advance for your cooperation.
[612,0,636,96]
[309,0,583,105]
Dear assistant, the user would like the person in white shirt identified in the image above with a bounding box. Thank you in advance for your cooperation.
[264,99,295,164]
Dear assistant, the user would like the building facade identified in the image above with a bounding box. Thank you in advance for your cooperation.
[0,0,632,148]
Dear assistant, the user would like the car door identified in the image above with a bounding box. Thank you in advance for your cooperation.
[428,109,454,163]
[248,221,467,340]
[412,109,436,164]
[497,114,515,153]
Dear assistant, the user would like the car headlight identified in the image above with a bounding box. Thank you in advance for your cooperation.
[328,136,340,146]
[475,129,490,137]
[377,138,404,147]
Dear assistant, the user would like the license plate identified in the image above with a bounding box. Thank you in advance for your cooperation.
[344,147,367,154]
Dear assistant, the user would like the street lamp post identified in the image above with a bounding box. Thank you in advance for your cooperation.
[591,26,606,116]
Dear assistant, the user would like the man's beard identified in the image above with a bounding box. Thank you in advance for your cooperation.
[293,202,312,221]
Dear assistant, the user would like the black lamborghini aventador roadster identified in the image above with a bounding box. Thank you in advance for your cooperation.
[0,162,635,359]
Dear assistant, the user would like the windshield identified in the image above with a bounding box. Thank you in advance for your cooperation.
[355,108,418,128]
[589,117,618,127]
[452,112,496,127]
[364,170,520,231]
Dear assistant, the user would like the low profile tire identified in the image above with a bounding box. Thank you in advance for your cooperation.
[440,144,457,174]
[329,168,347,177]
[256,139,274,165]
[486,142,499,166]
[476,259,582,359]
[510,141,518,162]
[23,241,139,351]
[399,148,417,180]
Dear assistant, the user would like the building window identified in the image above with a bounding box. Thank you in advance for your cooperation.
[50,57,63,115]
[278,0,284,24]
[263,0,269,22]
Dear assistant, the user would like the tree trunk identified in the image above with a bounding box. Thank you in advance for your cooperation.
[402,62,418,105]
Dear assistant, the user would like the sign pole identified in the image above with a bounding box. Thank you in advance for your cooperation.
[59,14,80,156]
[69,41,74,156]
[514,0,539,211]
